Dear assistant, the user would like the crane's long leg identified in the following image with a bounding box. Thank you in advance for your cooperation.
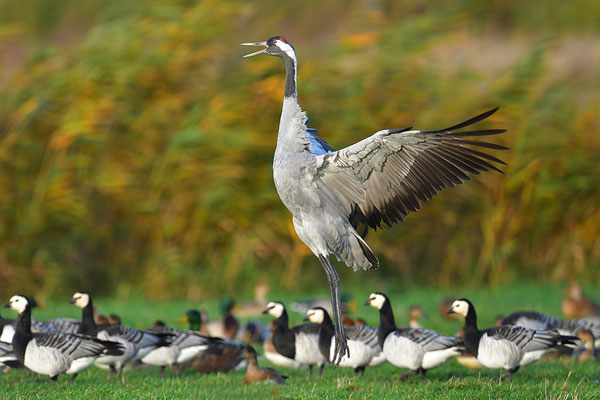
[318,255,349,366]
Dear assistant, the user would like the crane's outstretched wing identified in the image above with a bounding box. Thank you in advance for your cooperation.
[315,108,507,237]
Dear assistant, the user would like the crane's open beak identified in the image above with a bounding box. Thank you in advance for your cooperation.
[241,41,268,58]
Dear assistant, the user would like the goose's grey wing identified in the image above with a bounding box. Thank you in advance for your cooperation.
[43,318,80,334]
[33,332,107,359]
[102,325,164,348]
[502,311,560,330]
[315,108,507,237]
[485,326,574,352]
[345,325,379,348]
[393,328,462,351]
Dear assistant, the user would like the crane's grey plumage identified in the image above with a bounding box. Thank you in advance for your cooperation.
[242,36,507,365]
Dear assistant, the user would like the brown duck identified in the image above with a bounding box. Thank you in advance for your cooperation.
[243,346,287,385]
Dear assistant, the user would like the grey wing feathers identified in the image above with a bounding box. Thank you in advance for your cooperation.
[102,325,163,347]
[485,325,577,352]
[315,108,506,235]
[395,328,463,351]
[148,326,208,348]
[33,332,109,359]
[345,326,379,348]
[42,318,80,334]
[502,311,561,328]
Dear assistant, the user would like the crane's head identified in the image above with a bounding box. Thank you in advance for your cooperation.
[241,36,295,59]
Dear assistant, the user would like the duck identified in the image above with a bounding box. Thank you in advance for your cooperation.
[365,292,464,381]
[562,283,600,320]
[305,307,381,376]
[235,284,270,317]
[178,310,211,336]
[204,298,240,339]
[447,298,580,382]
[5,295,124,382]
[242,345,287,385]
[408,305,428,329]
[179,314,248,374]
[263,319,303,369]
[141,321,212,377]
[263,301,326,378]
[572,329,598,361]
[64,292,169,381]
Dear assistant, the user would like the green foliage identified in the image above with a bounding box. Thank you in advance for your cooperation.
[0,1,598,299]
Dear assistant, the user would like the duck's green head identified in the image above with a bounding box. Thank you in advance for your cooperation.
[179,309,202,330]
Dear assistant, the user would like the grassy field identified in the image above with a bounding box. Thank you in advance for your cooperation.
[1,282,599,399]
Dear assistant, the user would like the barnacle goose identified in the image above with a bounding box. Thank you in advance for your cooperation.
[5,295,124,382]
[242,345,287,385]
[365,292,464,381]
[447,299,580,382]
[502,310,600,348]
[262,301,326,378]
[263,319,303,369]
[305,307,381,376]
[50,292,169,381]
[141,321,210,377]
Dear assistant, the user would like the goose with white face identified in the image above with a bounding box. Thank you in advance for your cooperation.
[305,308,325,324]
[364,293,386,310]
[70,292,90,309]
[5,295,28,314]
[447,300,469,318]
[262,302,285,318]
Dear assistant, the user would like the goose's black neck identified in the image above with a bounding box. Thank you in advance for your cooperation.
[272,308,295,359]
[13,305,33,363]
[377,298,397,347]
[462,301,481,357]
[79,297,98,336]
[282,53,297,100]
[316,312,335,360]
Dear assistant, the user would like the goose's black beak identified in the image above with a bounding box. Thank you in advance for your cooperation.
[4,302,10,308]
[363,300,371,306]
[303,316,310,322]
[241,41,268,58]
[68,299,75,304]
[446,307,455,315]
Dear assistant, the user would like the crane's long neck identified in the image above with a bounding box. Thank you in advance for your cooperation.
[282,52,297,100]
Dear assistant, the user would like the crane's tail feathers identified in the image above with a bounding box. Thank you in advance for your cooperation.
[353,232,379,270]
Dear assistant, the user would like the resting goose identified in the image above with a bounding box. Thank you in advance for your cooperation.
[58,292,168,381]
[502,310,600,348]
[365,292,464,381]
[448,299,580,382]
[141,321,211,376]
[263,301,326,378]
[305,307,381,376]
[5,295,123,382]
[242,345,287,385]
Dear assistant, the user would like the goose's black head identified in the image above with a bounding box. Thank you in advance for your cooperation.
[241,36,295,59]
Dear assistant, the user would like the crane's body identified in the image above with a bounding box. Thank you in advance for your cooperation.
[242,36,507,365]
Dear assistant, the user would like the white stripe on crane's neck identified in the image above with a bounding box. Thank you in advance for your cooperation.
[274,40,298,99]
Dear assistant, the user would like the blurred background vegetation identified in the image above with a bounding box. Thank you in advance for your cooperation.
[0,0,598,301]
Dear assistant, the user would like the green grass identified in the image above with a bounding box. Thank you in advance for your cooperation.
[1,282,599,399]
